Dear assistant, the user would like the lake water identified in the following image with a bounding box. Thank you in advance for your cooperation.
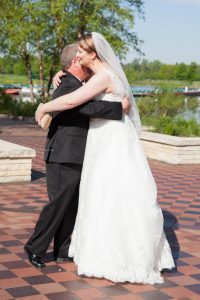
[182,97,200,123]
[131,86,200,123]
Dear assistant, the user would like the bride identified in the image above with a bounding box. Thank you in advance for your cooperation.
[35,32,174,284]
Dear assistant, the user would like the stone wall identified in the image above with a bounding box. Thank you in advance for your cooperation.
[139,131,200,164]
[0,140,36,183]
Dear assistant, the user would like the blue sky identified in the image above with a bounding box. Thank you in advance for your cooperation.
[126,0,200,64]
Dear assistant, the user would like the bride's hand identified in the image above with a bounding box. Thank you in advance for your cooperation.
[53,70,65,90]
[35,103,45,125]
[122,96,131,114]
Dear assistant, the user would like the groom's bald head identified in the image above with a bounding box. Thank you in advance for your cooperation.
[60,44,78,70]
[61,43,92,81]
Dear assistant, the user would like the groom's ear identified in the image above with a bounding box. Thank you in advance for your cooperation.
[72,57,80,68]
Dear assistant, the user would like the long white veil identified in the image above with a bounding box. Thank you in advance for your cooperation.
[92,32,142,132]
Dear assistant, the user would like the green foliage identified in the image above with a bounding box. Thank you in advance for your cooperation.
[0,0,145,96]
[124,59,200,83]
[174,63,188,80]
[141,115,200,137]
[0,92,13,114]
[153,117,200,137]
[137,93,198,119]
[0,93,39,117]
[137,93,200,136]
[13,61,26,76]
[133,79,200,89]
[0,0,144,74]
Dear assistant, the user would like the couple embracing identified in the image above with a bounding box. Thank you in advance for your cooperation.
[25,32,174,284]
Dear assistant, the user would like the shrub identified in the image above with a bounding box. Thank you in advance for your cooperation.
[150,116,200,137]
[137,92,200,136]
[0,93,13,114]
[0,93,40,117]
[137,92,198,118]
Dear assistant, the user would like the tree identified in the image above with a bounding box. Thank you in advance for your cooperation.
[187,62,200,81]
[174,63,188,81]
[158,64,175,80]
[0,0,144,97]
[39,0,145,95]
[25,0,49,98]
[148,60,162,79]
[0,0,35,101]
[73,0,144,58]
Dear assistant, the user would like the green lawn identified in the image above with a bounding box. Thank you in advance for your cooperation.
[131,79,200,89]
[0,74,41,85]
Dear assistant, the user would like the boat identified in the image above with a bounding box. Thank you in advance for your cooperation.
[131,86,200,97]
[174,88,200,97]
[2,88,19,95]
[131,86,157,97]
[181,91,200,96]
[21,85,41,95]
[0,84,20,95]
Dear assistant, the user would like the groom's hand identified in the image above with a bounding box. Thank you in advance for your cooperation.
[122,96,131,114]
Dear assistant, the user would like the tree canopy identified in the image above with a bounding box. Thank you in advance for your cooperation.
[0,0,144,96]
[123,59,200,83]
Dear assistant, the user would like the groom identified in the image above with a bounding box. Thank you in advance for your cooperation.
[24,44,130,268]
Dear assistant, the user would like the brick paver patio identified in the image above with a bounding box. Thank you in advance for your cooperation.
[0,119,199,300]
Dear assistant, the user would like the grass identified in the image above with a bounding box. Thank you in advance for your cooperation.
[147,116,200,137]
[131,79,200,89]
[0,74,200,89]
[0,74,41,85]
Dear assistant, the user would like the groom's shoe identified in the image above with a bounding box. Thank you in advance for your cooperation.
[24,246,46,268]
[55,256,73,263]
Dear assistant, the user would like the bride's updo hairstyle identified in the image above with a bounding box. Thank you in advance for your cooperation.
[78,33,100,59]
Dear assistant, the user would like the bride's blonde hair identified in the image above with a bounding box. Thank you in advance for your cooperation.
[78,33,100,59]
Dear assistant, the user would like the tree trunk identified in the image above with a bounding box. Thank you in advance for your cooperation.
[37,42,45,100]
[45,50,59,99]
[24,53,34,102]
[45,2,63,99]
[78,0,87,35]
[45,64,55,98]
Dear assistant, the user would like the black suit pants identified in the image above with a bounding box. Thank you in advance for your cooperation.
[25,161,82,258]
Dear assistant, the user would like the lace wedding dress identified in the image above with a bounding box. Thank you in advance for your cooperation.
[69,69,175,284]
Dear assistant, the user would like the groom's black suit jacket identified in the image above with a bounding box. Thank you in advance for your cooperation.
[44,71,122,164]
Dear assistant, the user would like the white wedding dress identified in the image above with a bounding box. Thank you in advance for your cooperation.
[69,69,175,284]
